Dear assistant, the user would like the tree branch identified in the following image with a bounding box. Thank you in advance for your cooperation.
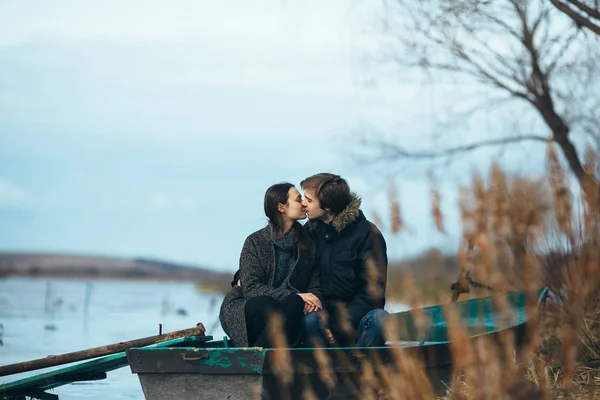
[371,0,596,193]
[516,0,587,181]
[566,0,600,20]
[376,135,549,160]
[546,29,582,77]
[550,0,600,35]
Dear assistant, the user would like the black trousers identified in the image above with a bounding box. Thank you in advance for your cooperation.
[244,294,305,348]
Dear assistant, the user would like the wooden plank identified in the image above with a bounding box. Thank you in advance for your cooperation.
[0,335,211,398]
[0,326,206,377]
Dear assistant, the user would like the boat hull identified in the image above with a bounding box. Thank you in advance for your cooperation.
[127,343,467,399]
[128,289,547,399]
[137,374,263,400]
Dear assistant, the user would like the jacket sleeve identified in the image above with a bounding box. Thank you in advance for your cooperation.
[301,223,323,302]
[239,236,296,301]
[306,256,323,303]
[230,269,240,287]
[346,224,388,328]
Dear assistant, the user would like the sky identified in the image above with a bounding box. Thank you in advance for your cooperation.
[0,0,555,272]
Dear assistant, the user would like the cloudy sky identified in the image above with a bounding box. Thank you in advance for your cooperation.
[0,0,552,272]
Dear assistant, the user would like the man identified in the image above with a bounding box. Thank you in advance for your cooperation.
[301,173,389,347]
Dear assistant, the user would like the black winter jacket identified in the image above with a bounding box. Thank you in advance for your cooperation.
[306,194,388,334]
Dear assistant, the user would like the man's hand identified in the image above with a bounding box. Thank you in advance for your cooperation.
[297,293,322,314]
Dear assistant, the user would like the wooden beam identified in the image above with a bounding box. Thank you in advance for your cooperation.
[0,324,205,377]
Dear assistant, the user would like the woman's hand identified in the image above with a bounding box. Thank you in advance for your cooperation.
[297,293,322,314]
[304,303,317,314]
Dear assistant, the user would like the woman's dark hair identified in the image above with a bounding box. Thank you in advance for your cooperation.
[264,182,307,253]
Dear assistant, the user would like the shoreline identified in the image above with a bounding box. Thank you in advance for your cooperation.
[0,273,222,284]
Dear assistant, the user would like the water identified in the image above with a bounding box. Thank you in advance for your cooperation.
[0,278,226,399]
[0,278,408,399]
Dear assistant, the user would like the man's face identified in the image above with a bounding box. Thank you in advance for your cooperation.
[302,189,329,221]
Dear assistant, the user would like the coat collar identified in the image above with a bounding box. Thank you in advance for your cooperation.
[308,193,362,233]
[263,221,301,240]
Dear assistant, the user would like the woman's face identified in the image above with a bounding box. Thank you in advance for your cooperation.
[279,187,306,221]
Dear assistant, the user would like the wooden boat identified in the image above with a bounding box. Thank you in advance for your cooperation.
[128,288,549,400]
[0,288,550,400]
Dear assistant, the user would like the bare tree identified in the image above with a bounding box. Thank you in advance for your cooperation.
[550,0,600,35]
[366,0,600,194]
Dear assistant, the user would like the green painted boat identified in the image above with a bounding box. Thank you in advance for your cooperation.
[0,289,550,400]
[127,288,550,400]
[0,335,212,400]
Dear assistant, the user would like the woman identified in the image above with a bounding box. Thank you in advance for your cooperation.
[219,183,322,348]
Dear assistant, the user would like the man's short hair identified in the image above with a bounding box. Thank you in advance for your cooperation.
[300,173,352,215]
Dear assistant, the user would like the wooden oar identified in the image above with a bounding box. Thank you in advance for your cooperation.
[0,323,205,377]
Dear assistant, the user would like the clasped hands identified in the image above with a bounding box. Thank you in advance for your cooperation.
[237,279,321,315]
[297,292,322,314]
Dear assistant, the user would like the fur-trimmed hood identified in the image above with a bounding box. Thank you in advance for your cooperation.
[309,192,362,233]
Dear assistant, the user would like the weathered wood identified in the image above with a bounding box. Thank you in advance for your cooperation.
[127,348,264,375]
[0,324,205,377]
[0,335,211,399]
[56,371,107,382]
[128,290,550,400]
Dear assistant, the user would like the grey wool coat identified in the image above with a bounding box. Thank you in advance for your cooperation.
[219,222,322,347]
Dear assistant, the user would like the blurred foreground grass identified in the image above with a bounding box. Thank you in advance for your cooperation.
[265,143,600,399]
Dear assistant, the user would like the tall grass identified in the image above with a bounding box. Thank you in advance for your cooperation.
[261,143,600,399]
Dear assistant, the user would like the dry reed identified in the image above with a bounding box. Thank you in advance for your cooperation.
[255,149,600,399]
